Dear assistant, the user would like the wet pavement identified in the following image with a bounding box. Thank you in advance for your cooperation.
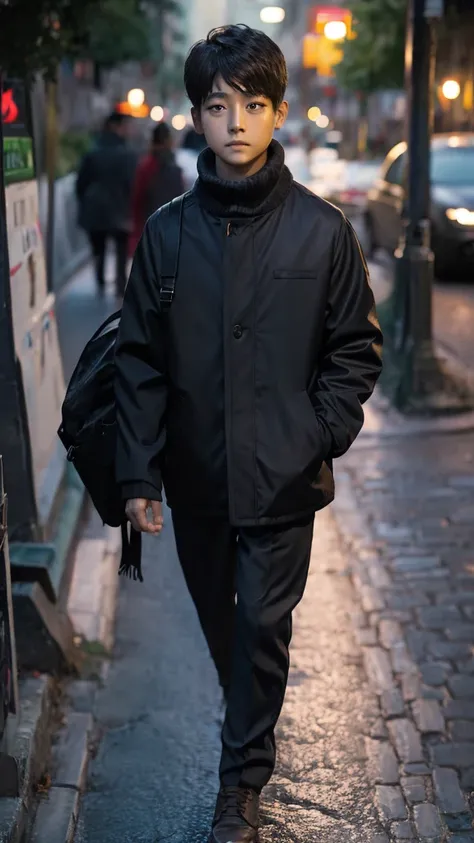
[74,509,385,843]
[55,265,118,381]
[53,242,474,843]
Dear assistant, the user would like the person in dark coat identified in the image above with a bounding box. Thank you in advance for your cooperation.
[129,122,184,256]
[76,112,137,295]
[115,24,382,843]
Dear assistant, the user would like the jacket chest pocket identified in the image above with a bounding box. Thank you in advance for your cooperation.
[273,270,318,280]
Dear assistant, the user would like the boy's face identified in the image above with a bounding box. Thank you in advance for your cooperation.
[192,75,288,176]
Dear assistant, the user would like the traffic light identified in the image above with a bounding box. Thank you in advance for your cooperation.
[307,6,355,40]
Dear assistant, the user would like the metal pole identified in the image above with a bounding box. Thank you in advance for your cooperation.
[45,80,58,292]
[393,0,440,410]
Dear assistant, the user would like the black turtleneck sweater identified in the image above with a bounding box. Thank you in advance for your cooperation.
[194,139,293,218]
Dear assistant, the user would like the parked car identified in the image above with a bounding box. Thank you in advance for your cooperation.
[325,159,383,216]
[366,134,474,276]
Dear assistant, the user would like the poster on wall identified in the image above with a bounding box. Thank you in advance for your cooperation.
[2,80,65,508]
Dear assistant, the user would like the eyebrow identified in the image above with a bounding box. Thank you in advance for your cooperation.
[205,91,228,102]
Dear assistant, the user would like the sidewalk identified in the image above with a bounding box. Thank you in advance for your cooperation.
[45,259,474,842]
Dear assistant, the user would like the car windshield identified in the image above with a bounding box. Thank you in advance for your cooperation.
[431,146,474,185]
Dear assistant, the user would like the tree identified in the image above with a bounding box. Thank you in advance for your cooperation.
[0,0,97,78]
[336,0,406,94]
[83,0,183,68]
[0,0,183,79]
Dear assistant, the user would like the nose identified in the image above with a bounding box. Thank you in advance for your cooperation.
[228,104,246,134]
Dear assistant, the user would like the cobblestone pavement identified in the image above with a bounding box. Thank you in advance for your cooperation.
[335,430,474,842]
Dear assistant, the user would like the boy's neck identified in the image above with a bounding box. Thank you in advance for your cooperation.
[215,149,268,182]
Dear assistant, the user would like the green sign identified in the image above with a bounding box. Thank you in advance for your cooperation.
[3,137,35,185]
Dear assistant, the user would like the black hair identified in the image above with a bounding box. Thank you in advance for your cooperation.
[184,24,288,112]
[152,122,172,145]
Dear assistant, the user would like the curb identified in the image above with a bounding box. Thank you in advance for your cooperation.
[67,522,121,655]
[0,676,56,843]
[29,710,93,843]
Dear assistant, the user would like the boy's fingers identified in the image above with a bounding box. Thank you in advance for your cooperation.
[151,500,163,529]
[126,499,154,533]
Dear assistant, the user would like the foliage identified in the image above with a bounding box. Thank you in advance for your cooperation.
[84,0,183,67]
[0,0,183,79]
[0,0,97,79]
[56,130,91,178]
[336,0,406,94]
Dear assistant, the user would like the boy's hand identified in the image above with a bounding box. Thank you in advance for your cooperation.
[125,498,163,534]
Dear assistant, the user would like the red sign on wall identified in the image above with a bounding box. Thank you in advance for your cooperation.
[1,89,19,125]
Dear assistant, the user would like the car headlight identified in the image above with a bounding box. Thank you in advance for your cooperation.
[446,207,474,225]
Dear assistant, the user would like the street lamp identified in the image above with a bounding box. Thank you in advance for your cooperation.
[150,105,164,122]
[441,79,461,100]
[260,6,285,24]
[171,114,187,131]
[316,114,330,128]
[307,106,321,121]
[127,88,145,108]
[390,0,465,412]
[324,20,347,40]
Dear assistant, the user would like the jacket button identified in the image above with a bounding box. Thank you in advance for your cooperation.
[233,324,243,340]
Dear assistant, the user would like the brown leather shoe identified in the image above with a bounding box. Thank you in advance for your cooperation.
[209,786,260,842]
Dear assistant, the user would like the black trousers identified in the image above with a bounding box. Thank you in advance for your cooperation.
[172,514,314,792]
[89,230,128,294]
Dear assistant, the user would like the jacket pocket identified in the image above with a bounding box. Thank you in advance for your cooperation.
[273,270,318,279]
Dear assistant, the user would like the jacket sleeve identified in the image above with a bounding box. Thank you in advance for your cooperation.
[309,215,383,459]
[115,219,166,501]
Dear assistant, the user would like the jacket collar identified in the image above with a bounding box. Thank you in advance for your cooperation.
[194,139,293,218]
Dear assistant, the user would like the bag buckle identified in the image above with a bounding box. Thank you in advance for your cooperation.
[159,287,174,304]
[66,446,77,462]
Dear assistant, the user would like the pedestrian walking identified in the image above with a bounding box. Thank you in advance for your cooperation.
[114,24,383,843]
[129,122,184,256]
[76,112,137,296]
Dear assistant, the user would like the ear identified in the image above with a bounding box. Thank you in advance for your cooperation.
[191,106,205,135]
[274,100,289,131]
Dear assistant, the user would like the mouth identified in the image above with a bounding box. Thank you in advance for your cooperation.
[226,141,250,148]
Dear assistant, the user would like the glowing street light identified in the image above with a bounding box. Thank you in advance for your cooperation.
[127,88,145,108]
[316,114,330,128]
[441,79,461,100]
[260,6,285,24]
[307,106,321,122]
[171,114,187,131]
[324,20,347,40]
[150,105,164,122]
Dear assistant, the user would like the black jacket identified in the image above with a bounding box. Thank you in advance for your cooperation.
[115,141,382,524]
[76,130,137,233]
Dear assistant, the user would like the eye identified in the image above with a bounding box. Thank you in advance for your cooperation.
[208,104,225,113]
[247,102,265,111]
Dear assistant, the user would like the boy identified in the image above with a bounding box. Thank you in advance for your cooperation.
[115,24,382,843]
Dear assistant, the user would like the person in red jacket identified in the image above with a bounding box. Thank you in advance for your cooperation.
[129,122,184,256]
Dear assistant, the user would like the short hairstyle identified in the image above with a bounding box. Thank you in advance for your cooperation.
[184,24,288,112]
[152,122,172,145]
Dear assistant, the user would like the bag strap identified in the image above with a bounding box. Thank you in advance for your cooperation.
[159,193,185,313]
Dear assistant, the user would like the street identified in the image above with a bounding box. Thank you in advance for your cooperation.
[52,257,474,843]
